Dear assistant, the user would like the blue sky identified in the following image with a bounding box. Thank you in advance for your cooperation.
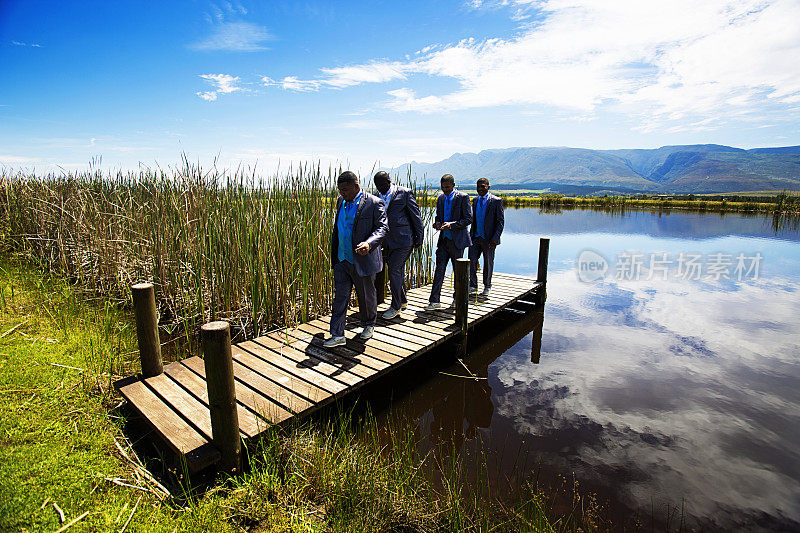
[2,0,799,174]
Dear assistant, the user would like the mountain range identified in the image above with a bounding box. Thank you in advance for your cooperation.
[389,144,800,193]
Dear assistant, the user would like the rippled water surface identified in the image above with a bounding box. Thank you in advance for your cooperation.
[376,209,800,530]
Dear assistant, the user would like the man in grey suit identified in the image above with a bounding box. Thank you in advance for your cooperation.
[426,174,472,310]
[325,171,388,347]
[469,178,505,296]
[373,171,424,319]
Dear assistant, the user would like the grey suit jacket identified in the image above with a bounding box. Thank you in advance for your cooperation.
[435,190,472,250]
[470,193,505,244]
[331,192,388,277]
[382,186,424,249]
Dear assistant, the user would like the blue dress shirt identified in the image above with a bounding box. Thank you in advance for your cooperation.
[442,190,455,240]
[476,194,488,239]
[337,190,363,263]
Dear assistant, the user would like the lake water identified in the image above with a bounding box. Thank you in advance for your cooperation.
[375,208,800,530]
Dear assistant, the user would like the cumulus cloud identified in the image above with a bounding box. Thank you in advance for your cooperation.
[196,73,242,102]
[190,21,273,52]
[273,0,800,130]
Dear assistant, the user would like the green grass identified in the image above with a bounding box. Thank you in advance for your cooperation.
[0,255,609,532]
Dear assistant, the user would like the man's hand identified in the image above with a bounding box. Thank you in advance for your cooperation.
[490,240,499,248]
[433,221,442,230]
[355,242,370,255]
[440,222,452,230]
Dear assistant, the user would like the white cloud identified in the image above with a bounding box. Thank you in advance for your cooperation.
[319,61,408,88]
[277,0,800,131]
[190,21,273,52]
[196,73,242,101]
[270,61,408,93]
[280,76,321,92]
[10,40,41,47]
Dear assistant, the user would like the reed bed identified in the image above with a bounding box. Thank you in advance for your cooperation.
[0,161,434,340]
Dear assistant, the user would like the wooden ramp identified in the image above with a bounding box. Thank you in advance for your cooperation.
[116,272,543,472]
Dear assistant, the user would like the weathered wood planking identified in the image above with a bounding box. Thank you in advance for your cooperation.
[116,272,542,471]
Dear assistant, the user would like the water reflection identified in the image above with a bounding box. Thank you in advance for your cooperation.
[377,208,800,530]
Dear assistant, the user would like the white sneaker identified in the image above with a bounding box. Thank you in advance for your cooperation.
[424,302,448,311]
[482,287,491,296]
[359,326,374,340]
[323,336,346,348]
[468,286,478,294]
[382,307,400,319]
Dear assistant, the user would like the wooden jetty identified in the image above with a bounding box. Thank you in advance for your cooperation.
[116,240,549,473]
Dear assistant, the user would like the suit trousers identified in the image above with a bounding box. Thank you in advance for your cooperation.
[330,260,377,337]
[429,238,465,303]
[469,236,496,289]
[384,246,412,311]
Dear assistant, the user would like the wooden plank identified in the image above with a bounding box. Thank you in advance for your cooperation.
[371,313,448,341]
[292,322,404,368]
[226,349,316,414]
[343,314,437,346]
[314,315,423,352]
[270,328,388,374]
[163,361,262,438]
[296,320,411,363]
[237,340,347,397]
[279,326,393,372]
[119,380,219,472]
[182,356,291,429]
[145,373,214,440]
[251,335,371,385]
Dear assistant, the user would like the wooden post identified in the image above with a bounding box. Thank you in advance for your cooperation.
[537,237,550,284]
[202,321,241,473]
[131,282,162,378]
[454,258,469,355]
[375,263,386,306]
[531,308,544,364]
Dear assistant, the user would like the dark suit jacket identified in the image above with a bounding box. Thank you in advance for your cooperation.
[470,193,505,244]
[382,186,424,249]
[435,190,472,250]
[331,192,388,277]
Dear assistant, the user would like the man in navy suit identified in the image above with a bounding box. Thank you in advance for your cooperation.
[325,171,388,347]
[426,174,472,310]
[469,178,505,296]
[373,171,424,319]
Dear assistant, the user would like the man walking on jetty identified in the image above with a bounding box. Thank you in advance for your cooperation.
[426,174,472,310]
[469,178,504,296]
[373,171,424,319]
[325,171,388,347]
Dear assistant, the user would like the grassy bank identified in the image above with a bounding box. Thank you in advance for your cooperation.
[0,163,435,343]
[0,255,608,532]
[495,192,800,214]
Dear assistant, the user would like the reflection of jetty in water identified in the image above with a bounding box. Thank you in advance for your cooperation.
[384,304,546,455]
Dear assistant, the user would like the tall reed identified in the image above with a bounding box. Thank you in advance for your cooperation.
[0,160,434,339]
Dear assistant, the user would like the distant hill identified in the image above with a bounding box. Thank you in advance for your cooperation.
[388,144,800,193]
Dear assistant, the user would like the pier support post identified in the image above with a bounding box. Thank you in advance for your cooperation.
[132,282,163,378]
[202,321,241,473]
[536,238,550,306]
[454,258,470,355]
[531,308,544,364]
[537,237,550,284]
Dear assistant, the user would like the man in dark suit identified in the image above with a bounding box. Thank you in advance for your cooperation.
[326,171,388,347]
[469,178,505,296]
[426,174,472,310]
[373,171,424,319]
